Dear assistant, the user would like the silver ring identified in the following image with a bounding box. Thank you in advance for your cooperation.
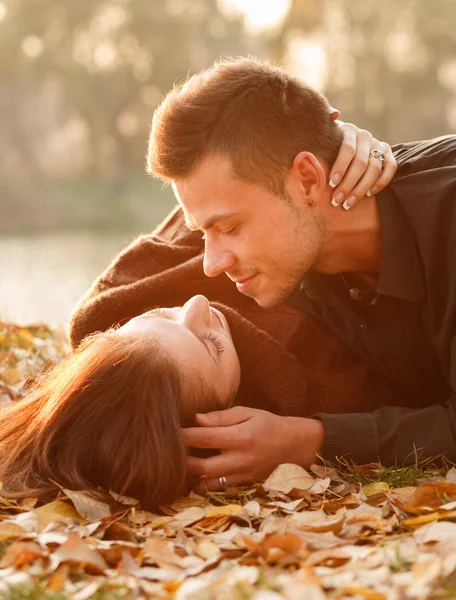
[218,476,227,492]
[369,149,385,163]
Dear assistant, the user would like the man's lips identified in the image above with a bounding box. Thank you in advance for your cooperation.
[230,274,256,285]
[234,274,258,293]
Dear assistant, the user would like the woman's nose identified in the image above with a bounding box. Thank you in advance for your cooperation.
[182,295,212,331]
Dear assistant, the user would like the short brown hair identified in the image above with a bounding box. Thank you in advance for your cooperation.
[0,330,219,509]
[148,57,343,195]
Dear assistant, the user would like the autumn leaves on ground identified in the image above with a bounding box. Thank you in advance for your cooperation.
[1,323,456,600]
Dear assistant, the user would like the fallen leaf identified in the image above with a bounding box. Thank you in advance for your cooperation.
[63,489,111,522]
[263,464,314,495]
[289,508,346,534]
[0,541,45,568]
[46,564,71,592]
[310,478,331,494]
[363,482,390,497]
[205,504,243,518]
[34,499,83,530]
[52,533,108,574]
[0,522,27,541]
[144,535,188,568]
[108,490,139,505]
[413,520,456,544]
[405,483,456,513]
[446,467,456,484]
[121,550,179,581]
[170,506,205,528]
[240,501,261,519]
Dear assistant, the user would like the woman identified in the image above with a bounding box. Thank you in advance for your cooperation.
[0,124,403,509]
[0,297,242,510]
[0,292,406,510]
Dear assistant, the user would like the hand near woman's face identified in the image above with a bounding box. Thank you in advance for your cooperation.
[182,406,325,490]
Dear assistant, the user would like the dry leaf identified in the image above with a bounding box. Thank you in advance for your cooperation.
[109,490,139,505]
[413,520,456,545]
[0,522,27,540]
[63,489,111,522]
[363,482,390,497]
[446,467,456,484]
[0,541,45,568]
[34,499,83,530]
[263,464,314,495]
[46,564,71,592]
[405,483,456,513]
[52,533,108,573]
[310,478,331,494]
[289,508,346,534]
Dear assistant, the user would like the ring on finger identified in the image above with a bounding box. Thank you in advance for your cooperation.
[218,476,227,492]
[369,149,385,163]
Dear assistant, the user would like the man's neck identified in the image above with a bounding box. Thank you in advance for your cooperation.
[314,194,382,276]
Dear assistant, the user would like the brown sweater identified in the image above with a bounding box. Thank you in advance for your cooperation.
[70,207,407,416]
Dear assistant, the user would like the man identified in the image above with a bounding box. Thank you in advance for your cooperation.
[146,57,456,490]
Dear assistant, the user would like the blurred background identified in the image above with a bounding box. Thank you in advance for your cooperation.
[1,0,456,326]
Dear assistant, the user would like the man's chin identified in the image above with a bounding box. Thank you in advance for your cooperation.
[236,276,296,308]
[246,290,288,309]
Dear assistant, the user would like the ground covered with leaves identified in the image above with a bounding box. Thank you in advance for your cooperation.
[1,322,456,599]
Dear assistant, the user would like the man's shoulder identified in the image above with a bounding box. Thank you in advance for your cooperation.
[392,135,456,177]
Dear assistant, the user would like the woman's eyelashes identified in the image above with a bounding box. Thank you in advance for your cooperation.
[143,310,226,356]
[199,332,226,356]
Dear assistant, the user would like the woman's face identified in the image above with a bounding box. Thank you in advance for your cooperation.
[118,295,241,408]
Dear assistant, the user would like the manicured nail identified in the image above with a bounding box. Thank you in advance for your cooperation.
[366,186,378,198]
[329,173,341,188]
[331,191,345,206]
[343,195,356,210]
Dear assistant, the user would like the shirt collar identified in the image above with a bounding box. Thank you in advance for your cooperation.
[375,186,425,302]
[299,187,425,305]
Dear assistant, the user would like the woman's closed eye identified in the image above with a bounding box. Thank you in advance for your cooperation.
[199,332,226,355]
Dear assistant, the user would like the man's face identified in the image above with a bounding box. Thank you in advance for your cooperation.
[173,154,325,308]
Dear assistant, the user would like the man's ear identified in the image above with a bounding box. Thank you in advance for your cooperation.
[292,151,327,207]
[329,106,340,121]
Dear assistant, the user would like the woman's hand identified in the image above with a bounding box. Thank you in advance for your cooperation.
[329,109,397,210]
[182,406,325,491]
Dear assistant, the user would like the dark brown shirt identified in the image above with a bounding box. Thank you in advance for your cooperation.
[289,136,456,465]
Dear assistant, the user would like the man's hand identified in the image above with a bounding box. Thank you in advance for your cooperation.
[182,406,325,491]
[329,114,397,210]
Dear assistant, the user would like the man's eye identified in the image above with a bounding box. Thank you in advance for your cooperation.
[222,225,239,236]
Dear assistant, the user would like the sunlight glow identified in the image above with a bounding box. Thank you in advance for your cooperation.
[285,36,327,91]
[0,2,6,22]
[220,0,291,33]
[22,36,44,59]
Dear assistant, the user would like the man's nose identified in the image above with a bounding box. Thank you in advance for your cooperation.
[183,295,212,330]
[203,239,236,278]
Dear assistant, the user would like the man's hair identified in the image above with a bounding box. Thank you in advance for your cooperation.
[148,56,343,195]
[0,330,221,509]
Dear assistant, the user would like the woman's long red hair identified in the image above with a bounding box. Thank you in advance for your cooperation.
[0,331,194,509]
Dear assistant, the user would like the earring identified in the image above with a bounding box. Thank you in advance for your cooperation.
[308,199,314,206]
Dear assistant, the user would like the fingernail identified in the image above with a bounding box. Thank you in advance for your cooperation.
[329,173,341,188]
[343,195,356,210]
[331,191,345,206]
[367,186,378,197]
